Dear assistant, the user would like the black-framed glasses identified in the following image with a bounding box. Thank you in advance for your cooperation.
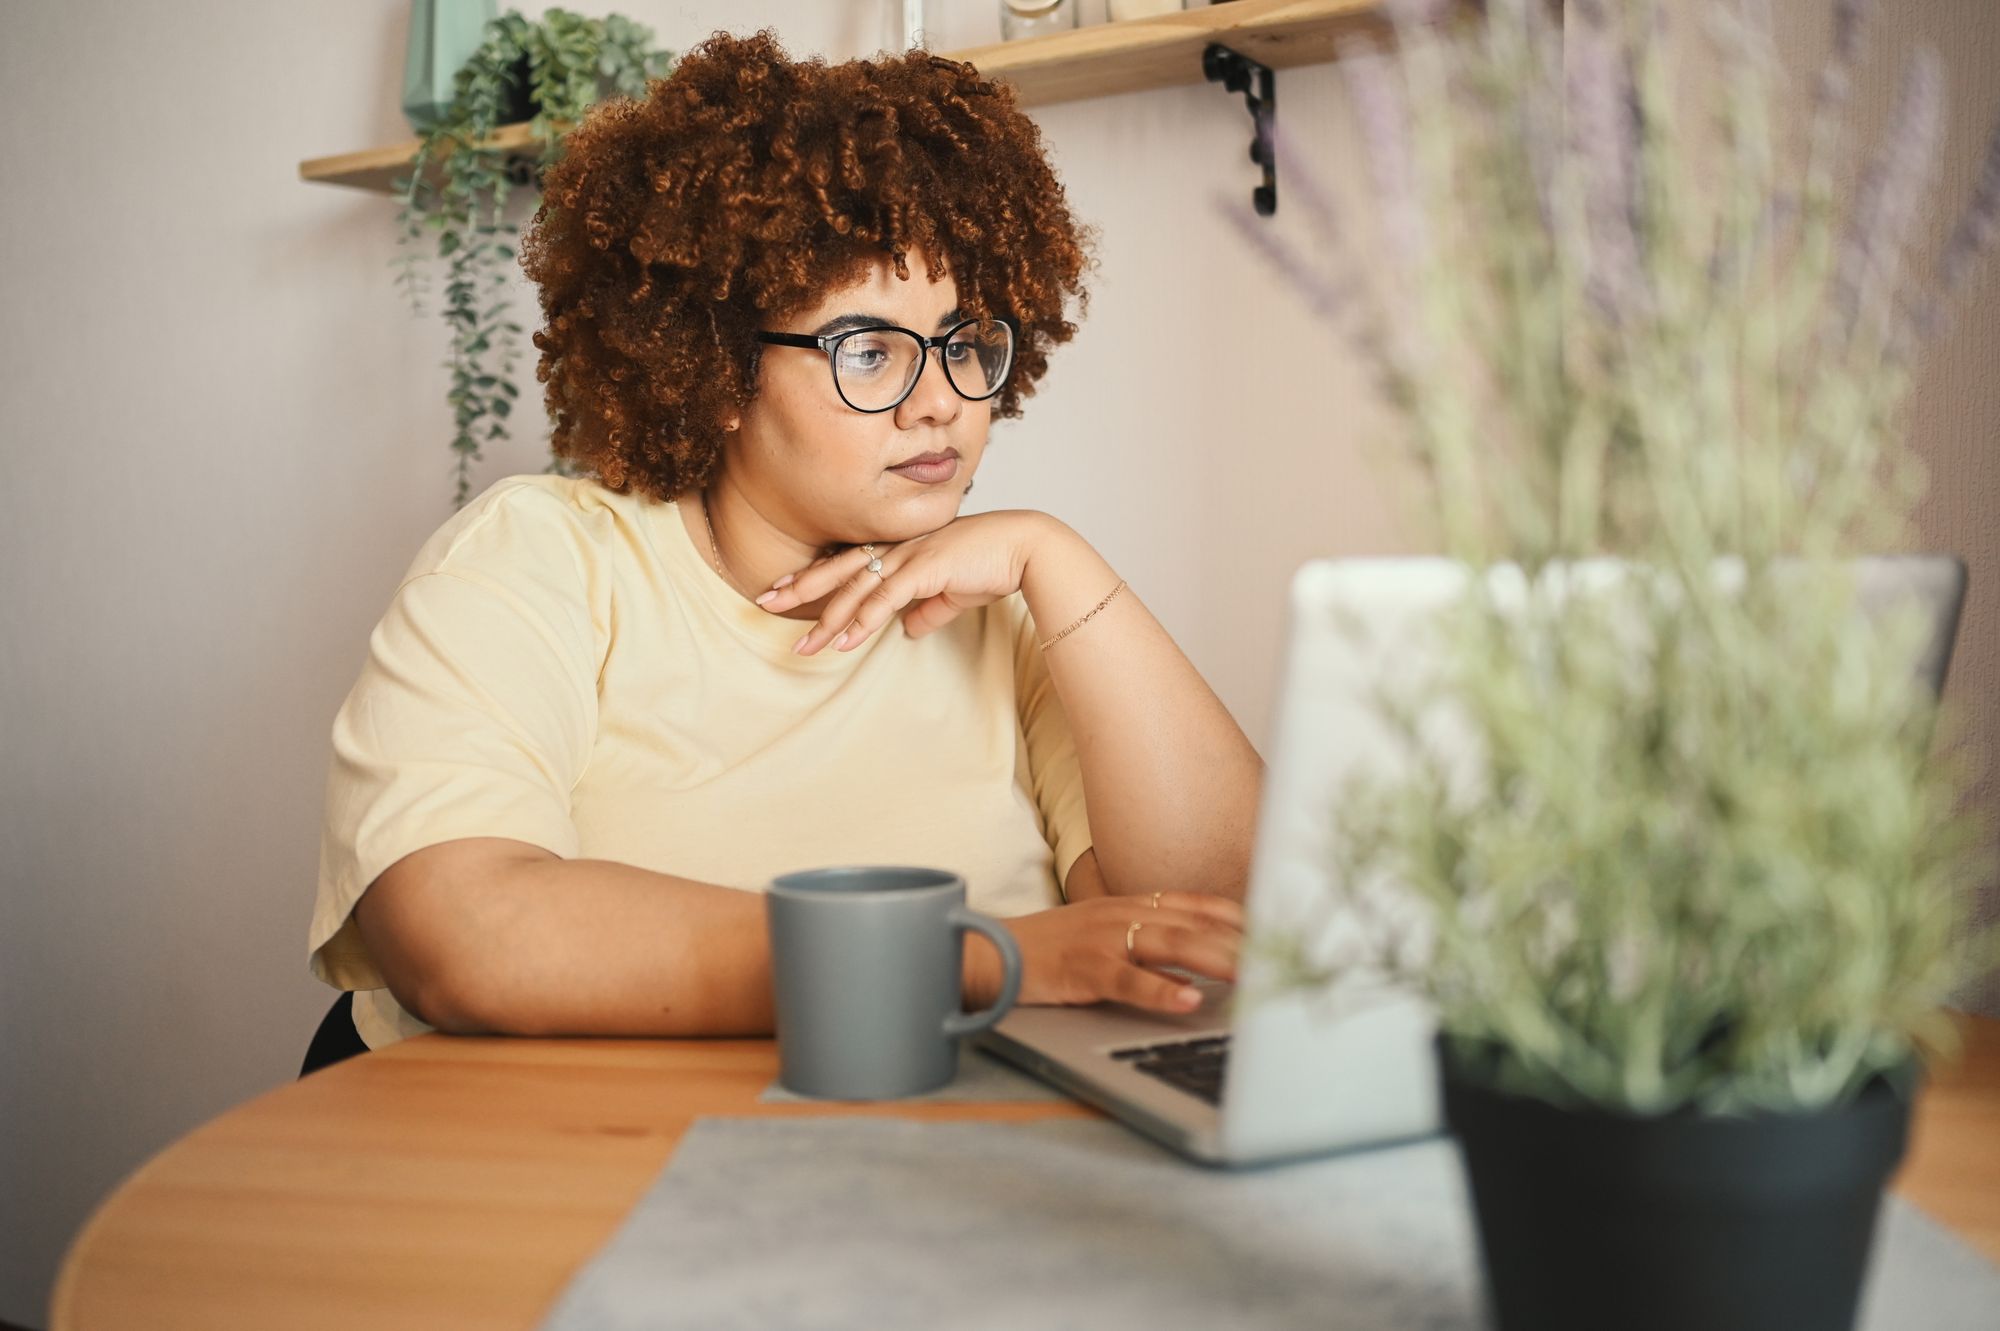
[755,316,1017,414]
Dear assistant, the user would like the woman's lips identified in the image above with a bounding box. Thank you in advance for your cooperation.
[887,454,960,484]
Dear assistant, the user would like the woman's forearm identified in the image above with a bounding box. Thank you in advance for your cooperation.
[416,858,777,1037]
[382,855,1001,1037]
[1020,518,1264,900]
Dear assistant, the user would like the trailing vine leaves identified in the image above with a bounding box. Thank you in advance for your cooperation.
[391,8,675,509]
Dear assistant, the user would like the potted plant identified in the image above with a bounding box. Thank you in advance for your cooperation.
[1227,1,2000,1328]
[392,7,676,508]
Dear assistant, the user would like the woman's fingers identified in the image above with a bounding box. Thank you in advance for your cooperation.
[1150,891,1246,932]
[756,518,1027,652]
[1008,895,1245,1012]
[808,559,913,654]
[1107,962,1213,1014]
[753,544,877,615]
[1126,918,1240,986]
[826,558,934,651]
[754,543,927,655]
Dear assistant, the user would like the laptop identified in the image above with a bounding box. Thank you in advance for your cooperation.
[974,555,1968,1167]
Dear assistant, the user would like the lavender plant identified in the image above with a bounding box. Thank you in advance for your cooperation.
[1229,0,2000,1114]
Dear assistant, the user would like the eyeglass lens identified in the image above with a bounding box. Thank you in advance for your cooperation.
[831,319,1014,411]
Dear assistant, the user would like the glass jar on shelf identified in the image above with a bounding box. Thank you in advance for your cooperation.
[1001,0,1079,41]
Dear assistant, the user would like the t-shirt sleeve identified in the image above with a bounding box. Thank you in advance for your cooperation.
[308,562,599,991]
[1011,596,1094,903]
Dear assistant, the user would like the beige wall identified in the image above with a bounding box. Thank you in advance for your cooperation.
[2,1,1994,1323]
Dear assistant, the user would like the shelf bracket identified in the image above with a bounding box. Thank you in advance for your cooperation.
[1202,43,1276,217]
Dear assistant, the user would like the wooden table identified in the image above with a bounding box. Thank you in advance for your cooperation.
[51,1016,2000,1330]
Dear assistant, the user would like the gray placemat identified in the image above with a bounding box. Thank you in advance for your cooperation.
[537,1116,2000,1331]
[756,1042,1069,1104]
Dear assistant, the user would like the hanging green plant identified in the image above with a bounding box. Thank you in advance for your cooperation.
[392,8,676,509]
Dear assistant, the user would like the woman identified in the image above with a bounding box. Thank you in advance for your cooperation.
[302,30,1262,1065]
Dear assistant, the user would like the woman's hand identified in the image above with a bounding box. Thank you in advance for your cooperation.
[755,510,1054,653]
[963,893,1246,1016]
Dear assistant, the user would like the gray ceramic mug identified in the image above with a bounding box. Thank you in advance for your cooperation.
[766,866,1024,1100]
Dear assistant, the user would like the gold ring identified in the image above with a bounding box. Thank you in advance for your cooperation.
[1125,919,1143,961]
[1150,891,1162,909]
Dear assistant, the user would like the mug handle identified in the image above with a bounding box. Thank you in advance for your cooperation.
[941,907,1023,1039]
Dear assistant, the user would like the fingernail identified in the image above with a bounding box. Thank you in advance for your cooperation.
[773,574,795,588]
[832,631,849,649]
[792,633,810,654]
[755,590,777,606]
[1177,987,1202,1007]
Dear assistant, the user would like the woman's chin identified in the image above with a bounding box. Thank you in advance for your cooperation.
[832,487,970,545]
[886,488,967,516]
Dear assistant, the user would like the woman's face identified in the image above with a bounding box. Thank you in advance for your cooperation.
[726,248,990,548]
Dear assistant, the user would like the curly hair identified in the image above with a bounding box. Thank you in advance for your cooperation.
[517,28,1096,503]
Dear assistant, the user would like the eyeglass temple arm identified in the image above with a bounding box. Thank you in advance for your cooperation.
[753,331,826,349]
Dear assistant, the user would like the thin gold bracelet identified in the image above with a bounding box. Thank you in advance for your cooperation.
[1039,578,1127,650]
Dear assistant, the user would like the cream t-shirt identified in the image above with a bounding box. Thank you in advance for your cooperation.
[308,474,1094,1049]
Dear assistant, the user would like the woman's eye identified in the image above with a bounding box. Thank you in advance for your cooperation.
[837,340,890,375]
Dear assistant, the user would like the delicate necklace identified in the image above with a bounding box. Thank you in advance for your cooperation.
[699,489,731,587]
[702,489,832,601]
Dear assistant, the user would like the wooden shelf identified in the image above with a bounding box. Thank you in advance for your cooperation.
[299,0,1384,194]
[953,0,1383,107]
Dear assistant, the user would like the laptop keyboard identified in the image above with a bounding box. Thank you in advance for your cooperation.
[1112,1034,1231,1106]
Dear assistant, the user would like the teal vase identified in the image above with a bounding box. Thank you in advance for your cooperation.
[401,0,499,133]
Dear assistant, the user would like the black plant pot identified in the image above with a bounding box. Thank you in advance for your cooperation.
[1439,1040,1917,1331]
